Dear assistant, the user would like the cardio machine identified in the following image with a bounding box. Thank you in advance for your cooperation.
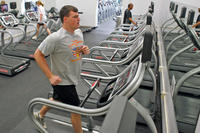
[0,12,38,59]
[0,28,30,76]
[9,2,18,17]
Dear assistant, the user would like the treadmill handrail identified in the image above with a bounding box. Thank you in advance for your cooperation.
[157,28,179,133]
[195,112,200,133]
[82,39,142,66]
[174,9,200,49]
[102,26,147,47]
[111,21,146,35]
[81,55,141,79]
[17,22,37,39]
[173,65,200,101]
[5,26,25,42]
[0,29,13,55]
[129,97,157,133]
[186,26,200,50]
[28,61,146,133]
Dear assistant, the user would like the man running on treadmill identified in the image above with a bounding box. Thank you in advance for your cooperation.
[34,5,90,133]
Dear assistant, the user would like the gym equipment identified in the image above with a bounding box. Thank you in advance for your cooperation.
[0,13,38,59]
[0,29,30,76]
[9,2,19,17]
[27,29,156,133]
[167,9,200,72]
[161,3,200,132]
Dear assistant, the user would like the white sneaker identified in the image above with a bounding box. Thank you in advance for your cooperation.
[34,112,47,129]
[32,36,37,40]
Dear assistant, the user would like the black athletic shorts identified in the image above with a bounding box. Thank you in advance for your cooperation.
[52,85,80,106]
[37,22,46,26]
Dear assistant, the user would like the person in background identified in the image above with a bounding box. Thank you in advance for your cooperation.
[32,0,51,40]
[0,0,5,5]
[123,3,137,25]
[0,0,7,13]
[34,5,90,133]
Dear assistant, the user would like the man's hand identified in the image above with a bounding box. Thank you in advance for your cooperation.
[49,75,62,85]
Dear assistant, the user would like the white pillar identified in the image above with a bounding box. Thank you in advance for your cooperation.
[54,0,98,27]
[5,0,22,13]
[43,0,56,10]
[173,0,200,7]
[153,0,171,27]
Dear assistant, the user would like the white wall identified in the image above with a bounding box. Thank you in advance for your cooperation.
[153,0,171,26]
[154,0,200,26]
[55,0,98,27]
[173,0,200,8]
[43,0,56,10]
[131,0,151,15]
[171,1,200,23]
[4,0,21,12]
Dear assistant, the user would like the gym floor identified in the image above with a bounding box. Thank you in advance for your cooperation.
[0,19,116,133]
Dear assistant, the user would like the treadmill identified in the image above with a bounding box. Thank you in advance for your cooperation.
[167,9,200,72]
[0,13,38,59]
[0,29,30,76]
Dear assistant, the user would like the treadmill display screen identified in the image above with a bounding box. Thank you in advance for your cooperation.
[27,12,37,21]
[0,4,8,13]
[25,2,31,10]
[10,2,17,9]
[2,16,15,26]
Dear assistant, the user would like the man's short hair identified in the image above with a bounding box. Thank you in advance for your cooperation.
[128,3,133,8]
[59,5,78,23]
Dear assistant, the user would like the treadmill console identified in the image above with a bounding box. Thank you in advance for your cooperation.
[26,11,38,22]
[1,14,18,27]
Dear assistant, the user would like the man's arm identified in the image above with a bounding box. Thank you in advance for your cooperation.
[129,17,137,25]
[34,49,62,85]
[192,21,200,28]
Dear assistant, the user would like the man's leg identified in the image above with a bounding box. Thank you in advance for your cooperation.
[71,113,83,133]
[39,97,53,117]
[34,98,53,128]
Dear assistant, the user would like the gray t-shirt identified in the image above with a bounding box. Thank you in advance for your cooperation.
[38,27,84,85]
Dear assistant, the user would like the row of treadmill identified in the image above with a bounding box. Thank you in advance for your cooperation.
[0,2,61,76]
[161,1,200,133]
[98,0,121,24]
[1,1,199,133]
